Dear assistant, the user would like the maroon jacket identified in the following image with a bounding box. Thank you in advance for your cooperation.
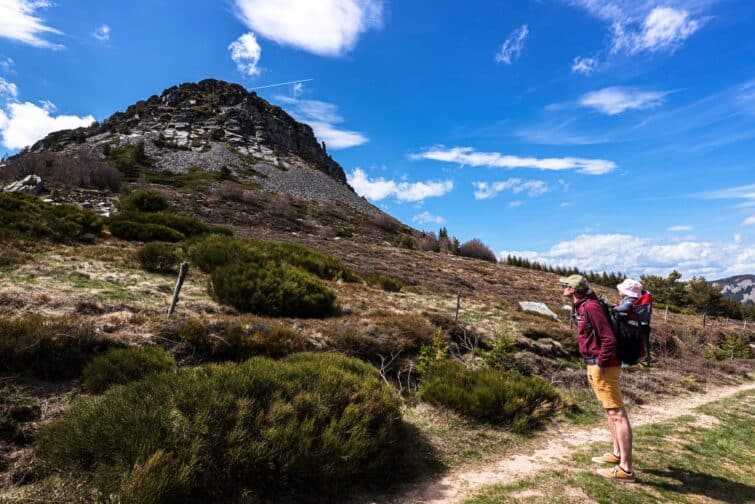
[574,292,620,367]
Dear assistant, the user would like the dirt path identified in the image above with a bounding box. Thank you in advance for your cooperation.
[383,380,755,504]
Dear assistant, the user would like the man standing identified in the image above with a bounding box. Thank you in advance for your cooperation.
[561,274,635,482]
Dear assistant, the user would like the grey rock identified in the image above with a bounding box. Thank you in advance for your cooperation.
[3,174,44,194]
[519,301,559,320]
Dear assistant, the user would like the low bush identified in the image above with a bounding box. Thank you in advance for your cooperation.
[82,346,176,393]
[188,234,354,281]
[419,359,561,431]
[120,189,169,213]
[326,313,435,359]
[483,333,534,375]
[162,317,310,362]
[394,233,415,250]
[704,332,753,360]
[0,192,103,243]
[138,242,181,273]
[363,272,403,292]
[0,314,110,380]
[109,220,185,243]
[2,151,122,191]
[211,262,337,317]
[111,211,209,237]
[37,353,402,501]
[458,238,497,263]
[372,213,401,233]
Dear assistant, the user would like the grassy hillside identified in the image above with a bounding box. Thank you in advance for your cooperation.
[0,186,752,502]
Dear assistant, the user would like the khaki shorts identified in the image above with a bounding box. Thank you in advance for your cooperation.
[586,365,624,409]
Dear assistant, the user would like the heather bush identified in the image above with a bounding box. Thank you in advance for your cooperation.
[162,317,309,362]
[0,192,103,242]
[416,232,440,252]
[326,313,435,359]
[109,220,185,243]
[394,233,415,250]
[0,314,110,380]
[211,262,337,317]
[483,333,534,376]
[217,181,244,201]
[363,272,403,292]
[372,213,401,232]
[82,346,176,393]
[138,242,181,273]
[112,211,209,237]
[704,332,752,360]
[37,353,403,501]
[458,238,497,263]
[419,359,561,431]
[120,189,169,213]
[188,234,354,281]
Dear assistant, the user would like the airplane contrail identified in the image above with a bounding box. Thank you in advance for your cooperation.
[250,78,313,91]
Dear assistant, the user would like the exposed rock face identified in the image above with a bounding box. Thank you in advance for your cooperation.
[2,174,43,194]
[30,79,347,184]
[19,79,380,213]
[712,275,755,306]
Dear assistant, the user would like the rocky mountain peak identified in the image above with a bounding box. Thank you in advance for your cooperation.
[29,79,347,185]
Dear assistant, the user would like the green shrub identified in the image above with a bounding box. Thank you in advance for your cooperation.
[121,189,169,213]
[138,242,181,273]
[83,346,176,393]
[394,233,415,250]
[163,317,310,362]
[419,359,561,431]
[484,332,533,375]
[327,314,435,359]
[109,220,185,242]
[363,272,403,292]
[0,315,110,380]
[188,234,354,281]
[107,142,150,180]
[704,332,753,360]
[210,262,337,317]
[37,353,402,501]
[0,192,103,242]
[111,211,209,238]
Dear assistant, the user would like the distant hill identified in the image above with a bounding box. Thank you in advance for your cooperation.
[712,275,755,306]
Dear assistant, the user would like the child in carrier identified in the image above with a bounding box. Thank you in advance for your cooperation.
[614,279,653,365]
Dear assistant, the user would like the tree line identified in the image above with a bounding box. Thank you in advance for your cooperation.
[504,256,755,320]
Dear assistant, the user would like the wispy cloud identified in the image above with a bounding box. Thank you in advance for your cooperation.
[698,184,755,202]
[742,215,755,226]
[495,24,528,65]
[92,24,110,42]
[579,87,668,115]
[667,225,693,232]
[0,56,14,72]
[233,0,383,57]
[275,95,367,149]
[0,0,63,49]
[571,56,597,75]
[0,77,18,99]
[412,211,446,225]
[472,178,548,200]
[229,32,262,77]
[410,146,616,175]
[347,168,453,202]
[565,1,709,56]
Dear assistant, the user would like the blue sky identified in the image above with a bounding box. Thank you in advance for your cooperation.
[1,0,754,279]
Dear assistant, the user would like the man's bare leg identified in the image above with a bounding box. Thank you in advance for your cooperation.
[607,407,633,472]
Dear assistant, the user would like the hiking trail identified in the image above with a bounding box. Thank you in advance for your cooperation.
[381,380,755,504]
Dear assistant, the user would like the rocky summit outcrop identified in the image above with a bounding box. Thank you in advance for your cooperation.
[19,79,377,213]
[713,275,755,306]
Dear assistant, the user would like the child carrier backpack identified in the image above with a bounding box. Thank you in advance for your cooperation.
[590,294,651,366]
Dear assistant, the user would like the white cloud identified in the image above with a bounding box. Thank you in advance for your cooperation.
[412,211,445,225]
[508,200,523,208]
[579,87,667,115]
[293,81,304,96]
[667,225,693,232]
[92,24,110,42]
[233,0,383,57]
[472,178,548,200]
[743,215,755,226]
[566,2,706,56]
[0,77,18,99]
[229,32,262,77]
[275,95,366,149]
[0,99,94,150]
[571,56,597,75]
[501,232,755,278]
[0,56,14,72]
[410,146,615,175]
[699,183,755,202]
[347,167,453,202]
[613,7,700,54]
[0,0,63,49]
[495,24,528,65]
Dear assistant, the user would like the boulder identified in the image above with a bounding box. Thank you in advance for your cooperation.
[2,174,44,195]
[518,301,558,320]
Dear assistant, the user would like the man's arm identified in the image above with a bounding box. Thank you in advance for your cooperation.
[586,303,617,367]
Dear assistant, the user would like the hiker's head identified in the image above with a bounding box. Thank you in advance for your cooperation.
[617,278,643,298]
[560,274,589,298]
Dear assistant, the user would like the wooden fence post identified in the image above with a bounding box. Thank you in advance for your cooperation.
[664,305,669,322]
[702,313,707,327]
[455,292,461,322]
[167,261,189,319]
